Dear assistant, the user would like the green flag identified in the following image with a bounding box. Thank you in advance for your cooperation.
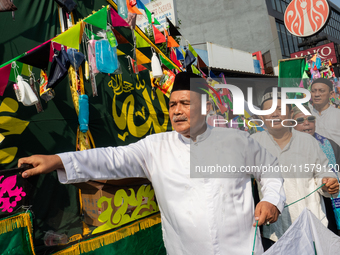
[134,31,150,48]
[188,44,197,57]
[278,58,306,99]
[84,6,108,30]
[145,7,161,25]
[85,28,101,40]
[160,55,176,70]
[191,65,200,75]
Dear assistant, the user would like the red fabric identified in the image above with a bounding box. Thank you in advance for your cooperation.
[152,25,166,44]
[50,42,65,62]
[0,64,12,96]
[170,49,182,67]
[197,55,207,68]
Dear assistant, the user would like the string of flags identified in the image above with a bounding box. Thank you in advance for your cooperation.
[0,0,215,109]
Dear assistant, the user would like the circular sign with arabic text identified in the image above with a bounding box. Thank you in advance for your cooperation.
[284,0,330,37]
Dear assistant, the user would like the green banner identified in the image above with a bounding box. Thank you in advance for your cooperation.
[0,1,171,254]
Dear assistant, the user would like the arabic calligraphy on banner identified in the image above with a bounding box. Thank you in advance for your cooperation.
[109,73,169,141]
[93,184,158,234]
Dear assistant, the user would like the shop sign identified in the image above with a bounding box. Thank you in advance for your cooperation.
[284,0,330,37]
[290,42,338,64]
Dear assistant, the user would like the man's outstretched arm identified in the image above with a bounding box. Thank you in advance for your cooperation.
[18,140,150,183]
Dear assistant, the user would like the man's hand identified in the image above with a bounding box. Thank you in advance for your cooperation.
[322,177,339,194]
[18,155,64,178]
[253,201,279,227]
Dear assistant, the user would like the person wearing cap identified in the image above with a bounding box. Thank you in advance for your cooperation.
[18,72,285,255]
[309,78,340,147]
[251,86,339,248]
[292,105,340,235]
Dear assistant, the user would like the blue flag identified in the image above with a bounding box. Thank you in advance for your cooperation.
[136,0,145,10]
[175,48,184,60]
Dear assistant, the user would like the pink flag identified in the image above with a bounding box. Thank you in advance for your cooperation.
[0,64,12,96]
[110,7,129,27]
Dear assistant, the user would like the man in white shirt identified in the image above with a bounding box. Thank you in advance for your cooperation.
[309,78,340,146]
[18,72,285,255]
[252,86,339,246]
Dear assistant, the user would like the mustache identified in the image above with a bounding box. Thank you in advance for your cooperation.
[173,115,188,122]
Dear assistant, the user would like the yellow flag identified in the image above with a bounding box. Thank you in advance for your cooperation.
[117,49,125,56]
[52,22,83,50]
[136,49,151,65]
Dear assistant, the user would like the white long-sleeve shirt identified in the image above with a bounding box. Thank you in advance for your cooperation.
[252,129,335,242]
[310,104,340,147]
[57,126,285,255]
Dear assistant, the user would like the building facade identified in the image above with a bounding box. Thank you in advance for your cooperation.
[176,0,340,75]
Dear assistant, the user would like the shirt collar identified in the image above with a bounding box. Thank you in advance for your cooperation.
[266,128,294,152]
[178,125,212,144]
[311,103,331,116]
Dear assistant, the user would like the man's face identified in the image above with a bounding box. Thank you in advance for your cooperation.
[311,83,333,107]
[261,99,291,133]
[293,112,316,135]
[169,90,205,138]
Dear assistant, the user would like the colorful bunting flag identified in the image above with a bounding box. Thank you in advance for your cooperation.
[191,65,201,75]
[21,64,33,77]
[110,7,129,27]
[160,55,176,70]
[183,49,195,68]
[137,47,152,59]
[164,30,179,48]
[188,44,197,57]
[52,22,83,50]
[197,55,207,68]
[170,49,182,67]
[117,49,126,56]
[84,28,101,40]
[84,7,107,30]
[0,64,12,96]
[113,29,131,44]
[130,58,148,73]
[134,31,150,48]
[166,17,181,36]
[18,41,51,70]
[50,42,65,62]
[175,48,184,60]
[145,7,161,25]
[152,25,166,44]
[209,70,217,78]
[126,0,142,15]
[135,49,151,65]
[136,0,145,9]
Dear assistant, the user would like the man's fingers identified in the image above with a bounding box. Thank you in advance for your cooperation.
[22,168,40,178]
[18,157,34,168]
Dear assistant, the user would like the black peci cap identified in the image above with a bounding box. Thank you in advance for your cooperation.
[171,72,208,95]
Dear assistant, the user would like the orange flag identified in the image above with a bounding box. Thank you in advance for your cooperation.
[164,29,179,48]
[126,0,142,15]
